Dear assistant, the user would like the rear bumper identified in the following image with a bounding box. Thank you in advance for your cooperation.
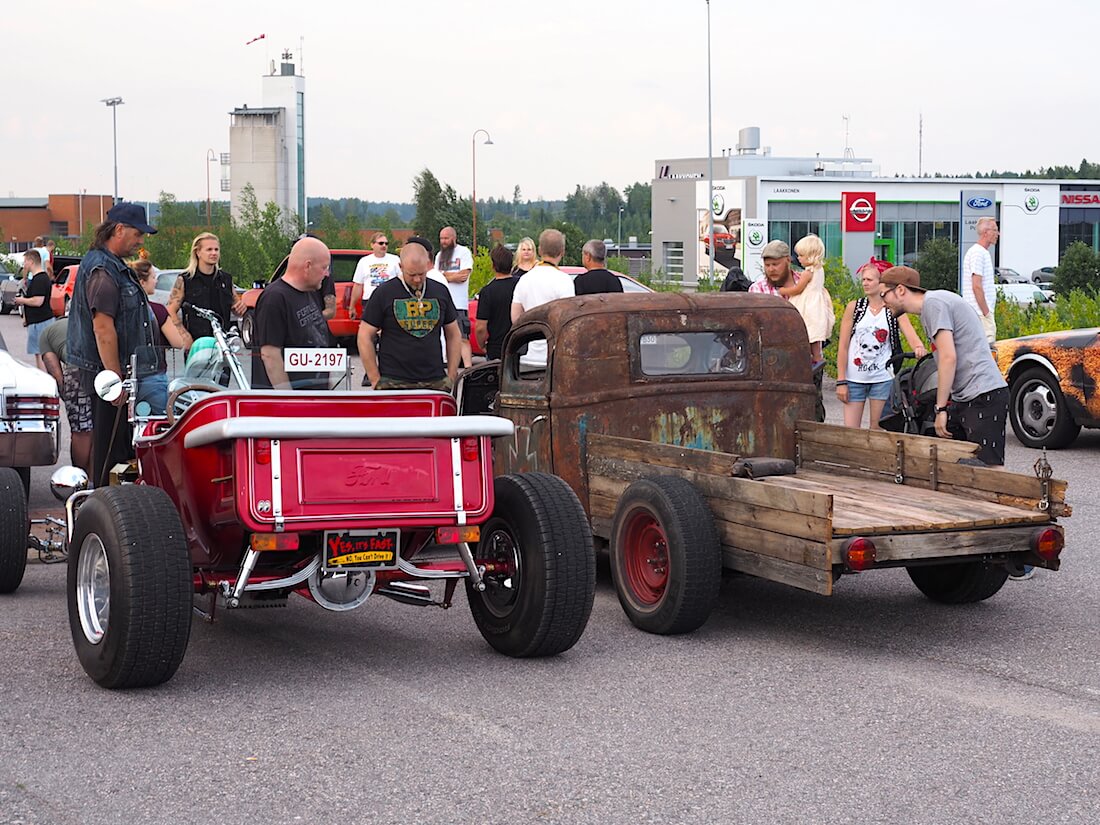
[0,424,60,467]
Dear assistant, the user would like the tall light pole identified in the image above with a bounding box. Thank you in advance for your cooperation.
[206,149,217,226]
[471,129,493,253]
[101,97,124,202]
[618,205,625,257]
[705,1,715,285]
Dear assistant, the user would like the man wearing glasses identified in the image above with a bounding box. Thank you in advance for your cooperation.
[253,236,336,390]
[961,217,1000,344]
[349,232,401,319]
[879,265,1008,465]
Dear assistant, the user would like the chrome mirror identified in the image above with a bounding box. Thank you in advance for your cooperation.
[94,370,123,402]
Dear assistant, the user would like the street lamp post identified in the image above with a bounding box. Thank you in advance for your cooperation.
[704,1,715,285]
[618,205,625,258]
[471,129,493,253]
[101,97,124,201]
[206,149,217,226]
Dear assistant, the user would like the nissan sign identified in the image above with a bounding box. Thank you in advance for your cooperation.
[966,196,994,209]
[841,192,877,232]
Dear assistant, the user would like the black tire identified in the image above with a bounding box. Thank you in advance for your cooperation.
[239,309,255,348]
[0,467,29,594]
[1009,367,1080,449]
[468,473,595,657]
[907,561,1009,604]
[14,466,31,499]
[67,485,193,688]
[610,476,722,635]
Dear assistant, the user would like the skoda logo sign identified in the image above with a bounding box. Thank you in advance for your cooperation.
[1025,195,1040,213]
[712,193,725,215]
[967,196,993,209]
[849,197,874,223]
[748,230,763,246]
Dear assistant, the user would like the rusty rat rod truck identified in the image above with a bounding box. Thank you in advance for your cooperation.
[455,292,1070,635]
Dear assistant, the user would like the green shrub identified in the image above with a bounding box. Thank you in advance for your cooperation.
[913,237,960,293]
[1053,242,1100,295]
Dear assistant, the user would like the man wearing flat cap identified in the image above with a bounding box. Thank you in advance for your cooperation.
[67,202,159,485]
[748,240,799,297]
[879,265,1008,465]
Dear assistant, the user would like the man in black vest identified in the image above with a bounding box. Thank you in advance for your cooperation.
[167,232,246,341]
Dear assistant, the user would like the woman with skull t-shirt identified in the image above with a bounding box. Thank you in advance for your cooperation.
[835,260,927,429]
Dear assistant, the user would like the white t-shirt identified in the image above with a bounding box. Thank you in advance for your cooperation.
[352,252,401,299]
[961,242,995,317]
[511,263,575,367]
[846,303,893,384]
[434,244,474,311]
[32,247,51,273]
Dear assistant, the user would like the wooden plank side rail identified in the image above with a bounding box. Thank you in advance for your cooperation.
[585,436,833,596]
[795,420,1068,516]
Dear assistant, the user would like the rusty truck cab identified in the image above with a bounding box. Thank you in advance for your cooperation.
[481,292,816,516]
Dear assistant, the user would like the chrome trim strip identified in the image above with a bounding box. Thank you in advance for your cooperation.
[451,437,466,526]
[183,415,514,449]
[270,438,283,532]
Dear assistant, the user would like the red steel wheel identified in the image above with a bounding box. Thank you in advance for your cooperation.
[610,476,721,635]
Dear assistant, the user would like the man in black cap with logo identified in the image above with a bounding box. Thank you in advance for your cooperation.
[879,265,1009,465]
[67,202,158,485]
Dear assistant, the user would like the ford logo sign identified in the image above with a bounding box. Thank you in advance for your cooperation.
[967,197,993,209]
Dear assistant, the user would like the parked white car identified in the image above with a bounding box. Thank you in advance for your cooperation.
[998,283,1056,306]
[0,342,60,497]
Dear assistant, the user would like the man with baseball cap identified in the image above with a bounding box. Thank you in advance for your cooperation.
[878,265,1008,465]
[66,202,159,485]
[748,240,798,297]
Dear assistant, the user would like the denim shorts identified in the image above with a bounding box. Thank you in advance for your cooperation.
[847,379,892,402]
[26,319,51,355]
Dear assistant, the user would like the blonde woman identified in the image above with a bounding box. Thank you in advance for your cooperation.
[781,234,834,363]
[166,232,246,341]
[512,236,537,277]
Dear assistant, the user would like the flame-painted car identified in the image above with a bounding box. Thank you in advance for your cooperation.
[995,327,1100,449]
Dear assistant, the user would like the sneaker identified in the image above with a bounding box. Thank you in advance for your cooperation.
[1009,566,1035,580]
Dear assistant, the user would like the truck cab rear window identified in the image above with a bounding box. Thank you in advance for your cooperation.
[639,332,748,376]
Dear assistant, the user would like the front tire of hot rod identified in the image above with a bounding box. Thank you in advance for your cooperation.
[468,473,595,658]
[610,476,722,635]
[67,485,192,689]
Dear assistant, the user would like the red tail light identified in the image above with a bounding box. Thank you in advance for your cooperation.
[435,526,480,545]
[4,395,60,420]
[844,537,877,572]
[461,437,479,462]
[1031,527,1064,561]
[255,439,271,465]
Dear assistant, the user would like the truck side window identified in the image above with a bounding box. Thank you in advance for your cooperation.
[639,331,747,377]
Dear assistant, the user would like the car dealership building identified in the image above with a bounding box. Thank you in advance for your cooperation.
[653,129,1100,286]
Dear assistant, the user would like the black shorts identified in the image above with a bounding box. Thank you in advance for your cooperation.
[455,309,471,337]
[949,386,1009,466]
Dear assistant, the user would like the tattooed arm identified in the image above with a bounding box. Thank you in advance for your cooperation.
[165,275,190,340]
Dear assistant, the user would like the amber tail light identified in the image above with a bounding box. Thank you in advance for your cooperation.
[843,537,877,572]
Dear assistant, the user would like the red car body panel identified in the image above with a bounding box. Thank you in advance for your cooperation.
[134,390,493,570]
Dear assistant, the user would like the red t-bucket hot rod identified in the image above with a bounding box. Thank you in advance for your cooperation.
[50,310,595,689]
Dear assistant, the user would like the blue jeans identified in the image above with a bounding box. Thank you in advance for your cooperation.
[136,372,168,416]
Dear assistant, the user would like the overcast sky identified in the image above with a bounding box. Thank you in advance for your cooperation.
[5,0,1097,207]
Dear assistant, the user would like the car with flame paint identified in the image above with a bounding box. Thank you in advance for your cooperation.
[994,327,1100,449]
[457,291,1071,635]
[7,309,595,689]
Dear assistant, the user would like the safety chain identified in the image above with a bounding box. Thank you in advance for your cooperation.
[1033,448,1053,512]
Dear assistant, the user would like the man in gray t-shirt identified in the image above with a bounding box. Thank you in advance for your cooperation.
[880,266,1009,465]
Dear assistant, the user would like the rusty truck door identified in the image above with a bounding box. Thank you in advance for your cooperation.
[494,323,553,475]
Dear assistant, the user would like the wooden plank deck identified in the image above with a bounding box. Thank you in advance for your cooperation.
[757,467,1050,536]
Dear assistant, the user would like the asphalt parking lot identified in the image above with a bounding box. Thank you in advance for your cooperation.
[1,311,1097,824]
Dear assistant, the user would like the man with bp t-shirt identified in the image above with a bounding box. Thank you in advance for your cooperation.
[252,237,336,390]
[359,243,461,390]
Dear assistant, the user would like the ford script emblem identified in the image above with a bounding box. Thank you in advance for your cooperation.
[967,197,993,209]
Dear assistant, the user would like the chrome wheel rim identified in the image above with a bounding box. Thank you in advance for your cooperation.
[1018,379,1058,439]
[76,534,110,645]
